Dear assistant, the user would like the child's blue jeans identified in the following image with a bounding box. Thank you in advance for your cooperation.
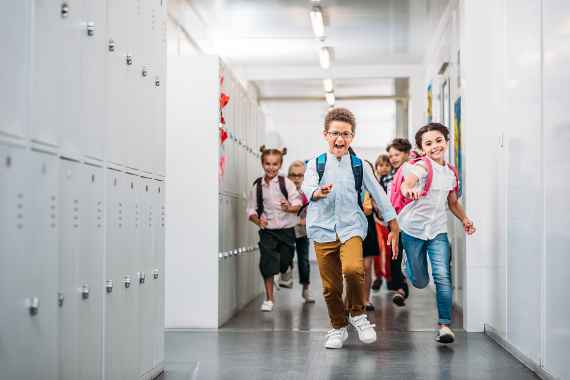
[401,231,452,325]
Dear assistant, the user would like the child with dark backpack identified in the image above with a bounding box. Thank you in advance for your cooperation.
[247,146,303,312]
[302,108,400,349]
[392,123,476,344]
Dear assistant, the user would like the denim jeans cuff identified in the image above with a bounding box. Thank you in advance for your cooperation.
[438,318,451,325]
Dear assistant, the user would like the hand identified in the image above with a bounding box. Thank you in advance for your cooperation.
[463,218,476,235]
[312,184,334,200]
[280,200,291,212]
[402,187,422,200]
[387,219,400,259]
[258,216,268,229]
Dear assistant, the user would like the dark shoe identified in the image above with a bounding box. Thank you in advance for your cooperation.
[365,303,375,311]
[371,278,383,291]
[392,292,405,307]
[402,281,410,298]
[436,326,455,344]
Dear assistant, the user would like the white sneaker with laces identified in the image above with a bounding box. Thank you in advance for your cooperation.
[260,300,274,312]
[324,327,348,349]
[302,288,315,303]
[279,268,293,288]
[349,314,377,344]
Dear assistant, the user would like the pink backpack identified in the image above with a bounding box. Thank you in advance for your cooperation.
[390,157,459,214]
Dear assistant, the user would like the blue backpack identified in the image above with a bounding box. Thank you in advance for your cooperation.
[298,151,364,215]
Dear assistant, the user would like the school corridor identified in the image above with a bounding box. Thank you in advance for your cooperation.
[1,0,569,379]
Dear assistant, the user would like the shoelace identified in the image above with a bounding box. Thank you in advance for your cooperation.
[326,329,345,338]
[351,316,376,331]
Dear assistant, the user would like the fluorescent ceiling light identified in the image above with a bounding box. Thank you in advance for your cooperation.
[325,92,335,106]
[310,6,325,38]
[323,78,333,92]
[320,46,331,69]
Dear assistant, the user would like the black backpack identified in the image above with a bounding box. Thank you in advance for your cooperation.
[253,175,288,218]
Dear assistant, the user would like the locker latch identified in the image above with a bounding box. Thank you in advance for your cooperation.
[81,284,90,300]
[138,272,146,284]
[123,276,131,288]
[60,2,69,18]
[126,55,133,66]
[108,39,116,52]
[106,280,113,293]
[86,22,96,37]
[152,269,159,280]
[28,297,40,316]
[58,293,64,307]
[154,77,161,87]
[142,67,148,77]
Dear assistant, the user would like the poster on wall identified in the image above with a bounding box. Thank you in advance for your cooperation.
[427,83,433,123]
[453,96,463,197]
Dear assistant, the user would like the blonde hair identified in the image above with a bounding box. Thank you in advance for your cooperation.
[259,145,287,165]
[288,160,306,176]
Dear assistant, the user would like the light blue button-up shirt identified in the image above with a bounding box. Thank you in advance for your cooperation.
[302,152,397,243]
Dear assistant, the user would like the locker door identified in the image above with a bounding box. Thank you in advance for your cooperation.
[77,164,104,380]
[152,180,165,367]
[59,0,83,157]
[59,158,82,380]
[106,0,129,166]
[30,0,62,147]
[0,2,30,139]
[104,169,127,380]
[124,0,141,170]
[138,177,154,376]
[123,173,141,379]
[153,0,167,176]
[80,0,107,160]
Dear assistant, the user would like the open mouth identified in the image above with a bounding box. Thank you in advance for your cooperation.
[334,143,346,150]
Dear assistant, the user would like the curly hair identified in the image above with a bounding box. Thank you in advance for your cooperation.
[415,123,450,149]
[259,145,287,164]
[386,138,412,154]
[324,107,356,132]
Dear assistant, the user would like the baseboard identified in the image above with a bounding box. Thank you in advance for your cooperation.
[484,324,558,380]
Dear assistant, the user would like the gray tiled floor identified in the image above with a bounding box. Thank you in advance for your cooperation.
[163,264,537,380]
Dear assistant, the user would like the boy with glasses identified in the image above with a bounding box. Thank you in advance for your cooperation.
[302,108,400,349]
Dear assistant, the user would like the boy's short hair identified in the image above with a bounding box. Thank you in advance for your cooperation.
[415,123,450,149]
[288,160,306,176]
[374,153,391,169]
[386,138,412,153]
[324,107,356,132]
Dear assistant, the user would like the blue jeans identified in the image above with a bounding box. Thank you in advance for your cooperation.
[401,232,452,325]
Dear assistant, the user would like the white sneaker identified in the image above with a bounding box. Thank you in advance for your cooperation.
[324,327,348,349]
[302,288,315,303]
[279,268,293,288]
[260,300,274,312]
[436,325,455,344]
[349,314,377,344]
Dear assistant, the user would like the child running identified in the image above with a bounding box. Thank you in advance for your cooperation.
[396,123,476,343]
[302,108,400,349]
[287,160,315,303]
[386,138,413,306]
[246,146,303,312]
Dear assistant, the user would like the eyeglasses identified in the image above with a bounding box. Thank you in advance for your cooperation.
[289,173,304,178]
[327,131,354,139]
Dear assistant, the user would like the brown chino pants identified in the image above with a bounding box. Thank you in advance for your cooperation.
[314,236,365,329]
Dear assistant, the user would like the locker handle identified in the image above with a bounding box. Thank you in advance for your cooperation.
[138,272,146,284]
[126,55,133,66]
[60,2,69,18]
[142,67,148,77]
[155,77,161,87]
[106,280,113,293]
[152,270,159,280]
[86,22,96,37]
[58,293,64,307]
[108,39,116,52]
[123,276,131,288]
[28,297,40,316]
[81,284,90,300]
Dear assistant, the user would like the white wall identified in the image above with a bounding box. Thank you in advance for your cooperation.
[432,0,570,378]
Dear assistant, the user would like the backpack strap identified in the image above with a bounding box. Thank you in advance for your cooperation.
[277,175,289,200]
[349,152,364,210]
[447,164,460,194]
[418,157,433,197]
[253,177,263,218]
[315,153,327,184]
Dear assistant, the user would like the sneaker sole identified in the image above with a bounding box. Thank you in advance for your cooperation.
[304,299,316,304]
[359,335,377,344]
[436,334,455,344]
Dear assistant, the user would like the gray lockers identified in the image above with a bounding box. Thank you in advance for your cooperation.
[0,1,167,379]
[165,56,265,329]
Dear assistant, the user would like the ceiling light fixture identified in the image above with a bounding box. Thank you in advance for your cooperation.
[310,6,325,38]
[325,92,335,106]
[319,46,331,69]
[323,78,333,92]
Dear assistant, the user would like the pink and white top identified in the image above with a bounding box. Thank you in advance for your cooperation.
[398,159,457,240]
[246,176,302,230]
